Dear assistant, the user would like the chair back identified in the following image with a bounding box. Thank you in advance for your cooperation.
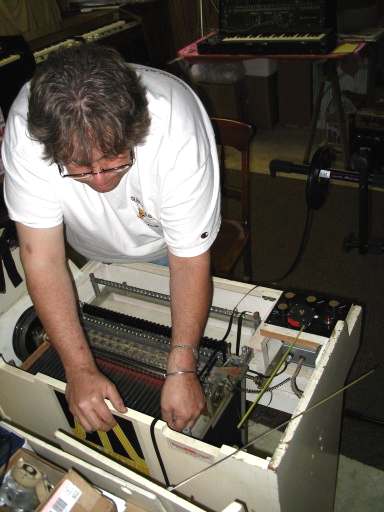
[210,117,254,280]
[210,117,254,226]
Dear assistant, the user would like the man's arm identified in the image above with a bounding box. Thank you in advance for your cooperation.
[161,249,212,431]
[16,222,126,431]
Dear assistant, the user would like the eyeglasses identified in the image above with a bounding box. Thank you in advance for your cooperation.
[57,149,135,181]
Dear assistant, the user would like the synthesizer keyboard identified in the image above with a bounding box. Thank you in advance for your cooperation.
[33,39,80,64]
[197,29,337,55]
[0,54,20,68]
[81,19,139,42]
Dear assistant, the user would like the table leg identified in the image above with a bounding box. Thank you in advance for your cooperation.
[328,60,349,168]
[303,69,326,164]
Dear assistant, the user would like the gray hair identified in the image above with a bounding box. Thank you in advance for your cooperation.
[28,44,151,165]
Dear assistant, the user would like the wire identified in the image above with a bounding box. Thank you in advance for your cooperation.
[220,307,237,342]
[150,418,170,488]
[290,357,305,398]
[247,360,289,381]
[220,281,258,343]
[235,311,248,356]
[268,207,314,284]
[207,0,219,13]
[199,0,204,38]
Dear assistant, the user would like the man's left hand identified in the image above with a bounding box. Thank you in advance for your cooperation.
[161,373,205,432]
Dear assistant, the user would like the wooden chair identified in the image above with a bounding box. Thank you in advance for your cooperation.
[210,117,254,281]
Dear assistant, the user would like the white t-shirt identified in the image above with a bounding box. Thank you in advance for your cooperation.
[2,65,221,262]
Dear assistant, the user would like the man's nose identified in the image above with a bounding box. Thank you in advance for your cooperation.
[90,170,108,182]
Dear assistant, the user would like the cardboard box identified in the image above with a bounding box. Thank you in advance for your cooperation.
[1,448,65,486]
[37,469,117,512]
[1,448,117,511]
[0,448,65,510]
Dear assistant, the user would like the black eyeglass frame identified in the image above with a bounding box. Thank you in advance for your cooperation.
[57,148,135,180]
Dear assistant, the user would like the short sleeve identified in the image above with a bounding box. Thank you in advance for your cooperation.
[2,91,63,229]
[159,126,221,258]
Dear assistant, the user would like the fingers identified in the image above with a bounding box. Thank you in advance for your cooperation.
[107,383,127,414]
[171,415,197,433]
[68,382,126,433]
[72,397,117,433]
[161,374,205,432]
[161,404,201,432]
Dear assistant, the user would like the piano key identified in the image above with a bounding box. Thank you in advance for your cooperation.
[34,39,80,64]
[0,54,20,68]
[222,32,325,43]
[81,20,138,42]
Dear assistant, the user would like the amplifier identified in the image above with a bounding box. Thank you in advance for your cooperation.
[219,0,337,33]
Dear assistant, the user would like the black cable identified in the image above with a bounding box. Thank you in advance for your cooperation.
[150,418,170,488]
[290,357,305,398]
[247,360,289,380]
[235,311,248,356]
[268,206,314,284]
[221,307,237,342]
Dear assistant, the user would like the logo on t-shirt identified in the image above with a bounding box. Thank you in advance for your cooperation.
[130,196,161,228]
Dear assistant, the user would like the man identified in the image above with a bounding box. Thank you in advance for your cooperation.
[2,44,220,434]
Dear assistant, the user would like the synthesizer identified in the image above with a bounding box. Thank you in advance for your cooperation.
[0,259,363,512]
[197,0,337,55]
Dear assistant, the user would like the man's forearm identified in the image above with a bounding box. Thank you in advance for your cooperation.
[21,252,94,372]
[167,250,212,371]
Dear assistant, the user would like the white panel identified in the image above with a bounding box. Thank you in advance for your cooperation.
[55,429,231,512]
[56,421,281,512]
[273,310,362,512]
[0,359,70,437]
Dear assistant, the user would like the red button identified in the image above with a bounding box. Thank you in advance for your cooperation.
[287,317,301,328]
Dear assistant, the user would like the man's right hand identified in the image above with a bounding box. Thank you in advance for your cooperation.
[65,365,127,432]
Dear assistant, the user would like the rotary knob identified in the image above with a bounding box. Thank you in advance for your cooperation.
[284,291,296,301]
[277,302,289,322]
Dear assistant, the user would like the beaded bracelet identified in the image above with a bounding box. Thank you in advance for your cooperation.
[171,344,199,360]
[166,370,197,377]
